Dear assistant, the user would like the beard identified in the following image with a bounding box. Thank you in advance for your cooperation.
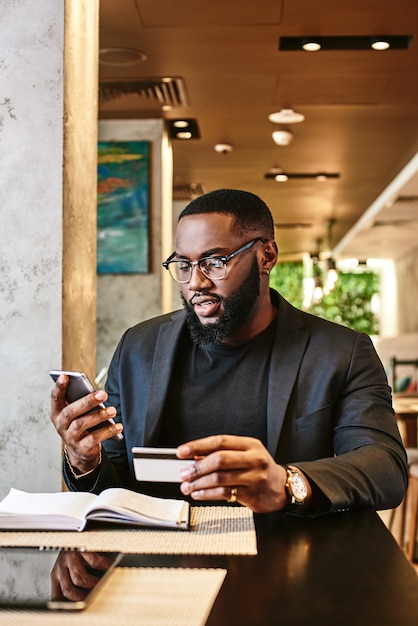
[181,256,261,346]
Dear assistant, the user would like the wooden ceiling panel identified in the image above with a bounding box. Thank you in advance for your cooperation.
[99,0,418,259]
[135,0,284,26]
[273,72,391,105]
[281,0,418,33]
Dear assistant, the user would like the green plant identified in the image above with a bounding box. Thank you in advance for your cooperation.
[269,262,380,335]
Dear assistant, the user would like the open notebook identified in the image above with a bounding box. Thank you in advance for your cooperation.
[0,488,190,531]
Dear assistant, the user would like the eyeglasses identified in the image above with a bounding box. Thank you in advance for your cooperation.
[162,237,267,283]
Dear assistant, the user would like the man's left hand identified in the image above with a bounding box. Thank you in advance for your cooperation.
[177,435,299,513]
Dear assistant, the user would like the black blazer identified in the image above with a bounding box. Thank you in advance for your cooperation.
[66,290,407,515]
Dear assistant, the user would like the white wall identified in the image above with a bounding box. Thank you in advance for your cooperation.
[0,0,64,498]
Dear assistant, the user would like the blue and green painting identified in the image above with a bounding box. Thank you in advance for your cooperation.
[97,141,150,273]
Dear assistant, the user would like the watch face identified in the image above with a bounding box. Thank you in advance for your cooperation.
[289,474,308,501]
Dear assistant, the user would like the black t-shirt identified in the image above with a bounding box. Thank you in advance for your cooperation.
[71,318,279,502]
[158,318,277,447]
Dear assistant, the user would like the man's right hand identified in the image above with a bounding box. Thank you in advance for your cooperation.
[50,373,122,474]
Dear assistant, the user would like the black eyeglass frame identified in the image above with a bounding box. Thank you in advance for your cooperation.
[162,237,268,283]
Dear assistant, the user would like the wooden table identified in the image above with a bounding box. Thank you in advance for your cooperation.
[123,509,418,625]
[393,392,418,447]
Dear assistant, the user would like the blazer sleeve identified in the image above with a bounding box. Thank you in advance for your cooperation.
[292,332,408,514]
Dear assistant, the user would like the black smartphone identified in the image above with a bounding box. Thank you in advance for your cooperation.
[0,547,122,610]
[50,370,123,440]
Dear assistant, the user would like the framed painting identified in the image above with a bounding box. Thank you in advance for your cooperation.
[97,141,150,273]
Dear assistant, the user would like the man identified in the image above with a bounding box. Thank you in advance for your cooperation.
[51,188,407,515]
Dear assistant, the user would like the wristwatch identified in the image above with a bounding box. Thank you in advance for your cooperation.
[284,465,308,506]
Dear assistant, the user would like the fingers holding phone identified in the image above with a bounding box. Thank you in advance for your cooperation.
[49,370,123,448]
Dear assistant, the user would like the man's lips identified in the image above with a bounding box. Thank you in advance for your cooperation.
[190,295,222,318]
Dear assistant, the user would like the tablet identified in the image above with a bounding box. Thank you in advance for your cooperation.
[0,547,122,610]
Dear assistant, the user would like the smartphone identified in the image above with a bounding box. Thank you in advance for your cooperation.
[132,447,194,482]
[50,370,123,440]
[0,547,122,610]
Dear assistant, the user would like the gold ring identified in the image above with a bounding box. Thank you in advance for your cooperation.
[227,487,238,503]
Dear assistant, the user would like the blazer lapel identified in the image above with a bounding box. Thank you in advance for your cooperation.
[143,310,186,443]
[141,294,310,454]
[266,295,310,456]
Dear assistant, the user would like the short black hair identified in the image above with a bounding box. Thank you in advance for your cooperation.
[178,188,274,239]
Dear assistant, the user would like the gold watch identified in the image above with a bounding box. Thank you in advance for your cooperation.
[284,466,308,505]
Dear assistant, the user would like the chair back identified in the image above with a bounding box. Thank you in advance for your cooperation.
[388,356,418,392]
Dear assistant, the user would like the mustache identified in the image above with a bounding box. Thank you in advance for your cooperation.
[190,293,222,306]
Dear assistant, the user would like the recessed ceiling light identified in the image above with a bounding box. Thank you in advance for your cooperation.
[371,39,390,51]
[279,35,413,51]
[302,40,321,52]
[265,171,340,181]
[268,109,305,124]
[99,47,147,66]
[166,118,201,139]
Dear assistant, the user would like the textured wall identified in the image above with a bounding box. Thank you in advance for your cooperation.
[0,0,64,498]
[0,0,99,499]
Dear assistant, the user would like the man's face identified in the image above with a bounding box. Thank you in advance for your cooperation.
[175,213,264,346]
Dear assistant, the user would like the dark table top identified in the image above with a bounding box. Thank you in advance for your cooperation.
[122,508,418,626]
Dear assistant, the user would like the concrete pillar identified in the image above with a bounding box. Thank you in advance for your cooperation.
[0,0,99,497]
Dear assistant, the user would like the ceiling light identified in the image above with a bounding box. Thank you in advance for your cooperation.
[279,35,413,51]
[166,118,201,139]
[99,47,147,66]
[272,130,293,146]
[302,40,321,52]
[267,167,288,181]
[265,171,340,181]
[268,109,305,124]
[214,143,234,154]
[371,39,390,51]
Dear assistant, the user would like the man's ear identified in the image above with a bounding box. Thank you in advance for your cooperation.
[261,241,278,274]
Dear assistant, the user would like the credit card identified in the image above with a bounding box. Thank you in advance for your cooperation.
[132,447,194,483]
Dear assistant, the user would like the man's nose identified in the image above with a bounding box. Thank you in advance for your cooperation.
[187,264,214,290]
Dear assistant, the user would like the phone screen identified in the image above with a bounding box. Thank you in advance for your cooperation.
[0,547,122,610]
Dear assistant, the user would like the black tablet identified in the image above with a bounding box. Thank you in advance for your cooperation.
[0,547,122,610]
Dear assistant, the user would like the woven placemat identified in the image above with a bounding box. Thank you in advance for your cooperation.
[0,506,257,555]
[0,567,227,626]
